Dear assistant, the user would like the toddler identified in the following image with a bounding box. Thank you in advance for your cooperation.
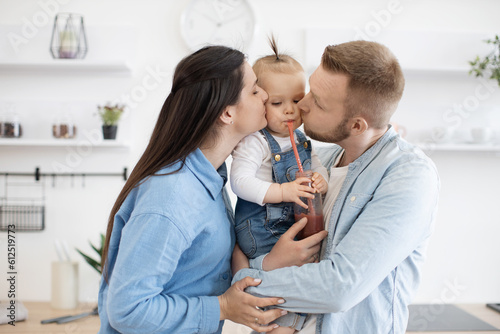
[231,38,328,333]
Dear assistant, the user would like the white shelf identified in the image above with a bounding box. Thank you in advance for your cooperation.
[0,138,130,149]
[0,60,133,75]
[402,66,470,77]
[416,143,500,152]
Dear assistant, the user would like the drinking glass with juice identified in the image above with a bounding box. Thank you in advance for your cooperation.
[293,170,324,240]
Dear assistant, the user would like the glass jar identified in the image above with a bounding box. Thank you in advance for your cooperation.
[52,112,77,139]
[0,113,4,138]
[293,170,324,240]
[3,111,22,138]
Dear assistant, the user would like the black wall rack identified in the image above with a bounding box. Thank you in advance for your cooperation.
[0,167,128,182]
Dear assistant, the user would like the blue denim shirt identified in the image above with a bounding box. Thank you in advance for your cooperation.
[98,149,235,334]
[234,127,440,333]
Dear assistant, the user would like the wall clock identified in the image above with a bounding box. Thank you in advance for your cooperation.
[180,0,256,51]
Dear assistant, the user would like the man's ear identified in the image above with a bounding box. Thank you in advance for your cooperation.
[349,117,368,136]
[220,105,235,125]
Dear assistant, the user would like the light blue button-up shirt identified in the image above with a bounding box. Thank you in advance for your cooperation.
[98,149,235,334]
[234,127,440,333]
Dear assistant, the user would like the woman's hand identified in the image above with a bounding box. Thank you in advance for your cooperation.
[218,277,287,332]
[281,177,315,209]
[232,243,250,274]
[311,172,328,195]
[262,217,328,271]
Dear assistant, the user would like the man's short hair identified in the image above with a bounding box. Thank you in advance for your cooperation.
[321,41,405,129]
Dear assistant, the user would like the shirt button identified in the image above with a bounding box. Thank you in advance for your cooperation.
[274,154,281,162]
[222,273,228,280]
[350,196,356,202]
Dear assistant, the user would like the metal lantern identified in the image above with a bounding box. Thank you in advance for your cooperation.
[50,13,88,59]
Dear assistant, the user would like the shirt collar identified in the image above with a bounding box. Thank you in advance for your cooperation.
[350,124,398,167]
[184,149,226,200]
[319,125,398,171]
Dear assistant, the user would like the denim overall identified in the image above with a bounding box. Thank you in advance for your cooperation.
[235,128,312,259]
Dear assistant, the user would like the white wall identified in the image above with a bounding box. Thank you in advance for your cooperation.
[0,0,499,306]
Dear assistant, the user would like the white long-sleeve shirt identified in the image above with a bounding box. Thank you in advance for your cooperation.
[230,131,329,206]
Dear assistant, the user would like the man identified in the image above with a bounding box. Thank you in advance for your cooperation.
[233,40,440,333]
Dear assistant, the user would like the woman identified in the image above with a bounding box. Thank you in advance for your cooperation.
[98,46,286,333]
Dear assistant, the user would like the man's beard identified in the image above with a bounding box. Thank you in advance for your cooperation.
[304,117,350,143]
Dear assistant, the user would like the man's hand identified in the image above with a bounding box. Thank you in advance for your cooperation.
[262,217,328,271]
[218,277,287,332]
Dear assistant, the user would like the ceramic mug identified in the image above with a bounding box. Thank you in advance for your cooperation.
[431,127,454,144]
[470,127,493,144]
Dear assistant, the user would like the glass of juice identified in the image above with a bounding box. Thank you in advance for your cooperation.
[293,170,324,240]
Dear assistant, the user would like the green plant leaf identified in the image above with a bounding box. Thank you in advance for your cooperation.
[469,34,500,87]
[97,103,125,125]
[92,245,101,256]
[76,233,105,275]
[76,248,102,274]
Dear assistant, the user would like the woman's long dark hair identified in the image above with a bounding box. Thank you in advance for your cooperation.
[101,46,245,282]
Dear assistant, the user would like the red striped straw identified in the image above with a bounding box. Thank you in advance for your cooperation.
[287,120,314,214]
[287,121,303,173]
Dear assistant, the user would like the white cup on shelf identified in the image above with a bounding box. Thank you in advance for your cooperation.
[431,127,454,144]
[470,127,493,144]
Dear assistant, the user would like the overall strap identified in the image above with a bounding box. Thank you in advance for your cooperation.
[294,129,307,143]
[260,128,281,183]
[260,128,282,154]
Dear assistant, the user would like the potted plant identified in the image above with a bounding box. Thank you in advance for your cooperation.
[76,233,104,275]
[97,103,125,140]
[469,34,500,87]
[75,234,103,316]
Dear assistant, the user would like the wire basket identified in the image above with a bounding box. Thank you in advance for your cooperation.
[0,175,46,232]
[0,205,45,231]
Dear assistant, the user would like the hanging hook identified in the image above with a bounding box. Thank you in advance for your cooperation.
[35,167,41,182]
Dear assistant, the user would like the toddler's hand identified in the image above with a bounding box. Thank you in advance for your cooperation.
[281,177,315,209]
[311,173,328,195]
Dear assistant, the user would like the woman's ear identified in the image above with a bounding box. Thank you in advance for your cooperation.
[220,105,235,125]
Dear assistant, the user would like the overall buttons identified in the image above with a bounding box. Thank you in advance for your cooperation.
[222,273,229,280]
[350,196,356,202]
[274,154,281,162]
[303,142,308,148]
